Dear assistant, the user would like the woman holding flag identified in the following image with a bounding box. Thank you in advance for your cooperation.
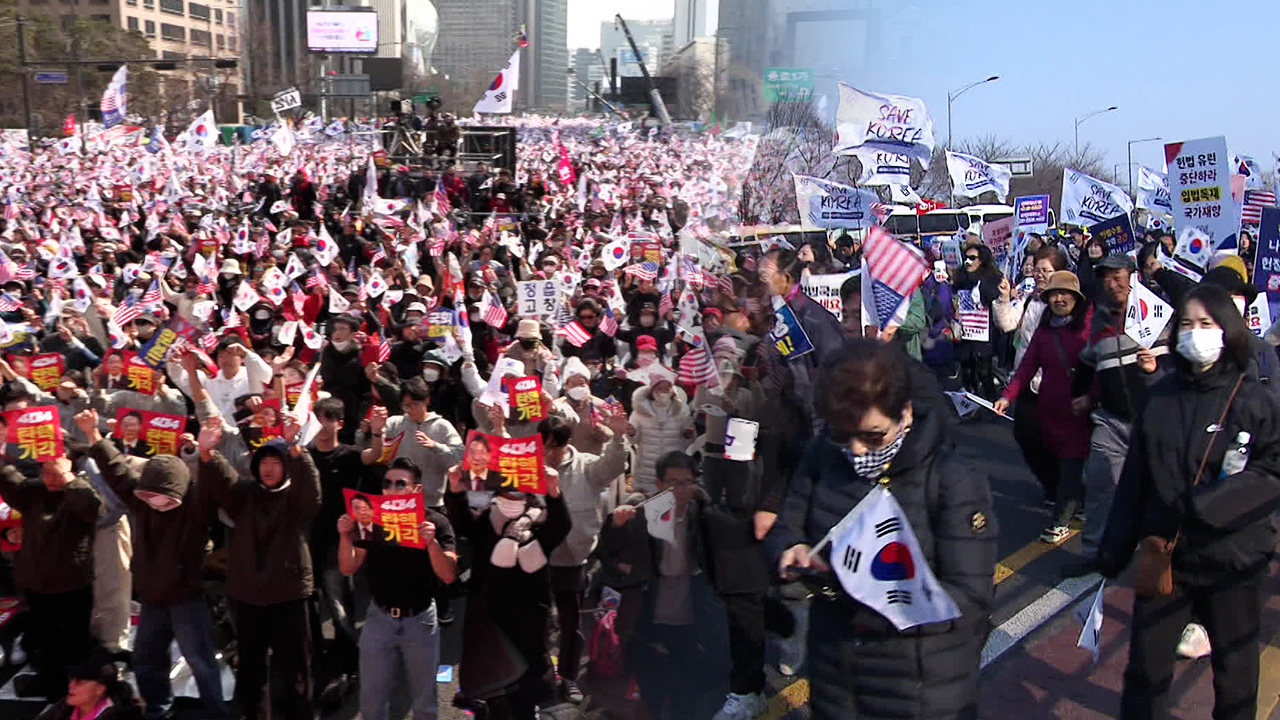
[766,339,996,720]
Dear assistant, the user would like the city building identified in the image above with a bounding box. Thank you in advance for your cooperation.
[673,0,716,49]
[432,0,567,113]
[598,17,672,81]
[661,36,715,120]
[569,47,605,112]
[13,0,243,119]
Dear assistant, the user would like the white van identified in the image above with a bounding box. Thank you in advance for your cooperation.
[882,204,1019,241]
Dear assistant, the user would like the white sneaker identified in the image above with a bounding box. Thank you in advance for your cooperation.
[712,692,767,720]
[1176,623,1211,659]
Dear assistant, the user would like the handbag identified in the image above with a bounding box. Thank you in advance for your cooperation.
[1131,373,1244,598]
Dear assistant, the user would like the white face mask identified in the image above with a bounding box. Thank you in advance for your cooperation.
[652,390,672,408]
[493,496,526,519]
[1177,328,1224,366]
[135,490,181,512]
[566,385,589,401]
[422,368,441,383]
[330,339,355,352]
[637,352,657,367]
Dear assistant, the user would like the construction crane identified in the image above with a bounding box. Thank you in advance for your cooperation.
[613,14,672,126]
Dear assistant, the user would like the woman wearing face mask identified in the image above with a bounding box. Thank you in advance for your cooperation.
[552,357,612,455]
[618,304,675,366]
[767,339,996,720]
[993,271,1093,543]
[444,465,569,720]
[952,242,1004,401]
[1099,283,1280,720]
[628,365,695,495]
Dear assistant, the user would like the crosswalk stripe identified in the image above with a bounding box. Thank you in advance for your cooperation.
[980,573,1102,668]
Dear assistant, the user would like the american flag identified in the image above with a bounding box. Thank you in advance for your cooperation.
[482,290,508,328]
[599,305,618,337]
[862,227,927,327]
[624,261,660,282]
[658,291,673,319]
[556,320,593,347]
[871,201,889,223]
[111,295,141,326]
[200,332,220,351]
[15,264,35,281]
[678,346,718,387]
[140,279,162,306]
[1241,189,1277,225]
[956,286,990,340]
[370,248,386,266]
[305,271,328,289]
[375,332,391,363]
[0,294,20,313]
[433,179,452,216]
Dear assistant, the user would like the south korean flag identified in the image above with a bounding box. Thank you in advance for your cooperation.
[830,486,961,630]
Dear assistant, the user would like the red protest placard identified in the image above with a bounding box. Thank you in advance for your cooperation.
[4,405,64,462]
[239,398,283,451]
[113,408,185,456]
[343,488,427,549]
[463,430,547,495]
[504,376,547,423]
[123,352,158,395]
[27,353,64,392]
[5,355,29,380]
[0,498,22,551]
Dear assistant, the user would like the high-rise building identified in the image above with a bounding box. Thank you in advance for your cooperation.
[432,0,567,113]
[673,0,717,49]
[14,0,243,118]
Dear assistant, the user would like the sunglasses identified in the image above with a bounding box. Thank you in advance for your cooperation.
[964,256,980,262]
[383,479,412,491]
[578,313,597,320]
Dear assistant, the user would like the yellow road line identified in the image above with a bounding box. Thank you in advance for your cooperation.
[994,529,1078,584]
[1256,627,1280,719]
[757,679,809,720]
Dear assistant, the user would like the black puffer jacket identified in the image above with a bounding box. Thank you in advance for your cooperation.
[764,400,997,720]
[0,465,100,594]
[208,443,321,606]
[91,441,217,606]
[1099,361,1280,584]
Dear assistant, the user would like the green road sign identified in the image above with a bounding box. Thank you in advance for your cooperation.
[762,68,813,103]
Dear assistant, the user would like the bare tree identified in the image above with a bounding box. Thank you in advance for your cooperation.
[921,136,1112,209]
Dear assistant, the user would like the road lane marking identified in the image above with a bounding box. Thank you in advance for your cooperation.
[1254,627,1280,719]
[994,529,1079,584]
[981,573,1102,668]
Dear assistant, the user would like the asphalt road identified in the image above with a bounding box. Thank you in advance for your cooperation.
[2,412,1279,719]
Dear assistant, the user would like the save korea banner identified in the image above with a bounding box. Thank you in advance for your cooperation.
[792,174,880,231]
[945,152,1011,202]
[1060,169,1134,226]
[1165,136,1238,251]
[833,83,936,163]
[464,430,548,494]
[4,405,63,462]
[343,488,427,549]
[504,376,547,422]
[26,353,64,392]
[1136,165,1173,214]
[112,408,184,456]
[851,146,913,186]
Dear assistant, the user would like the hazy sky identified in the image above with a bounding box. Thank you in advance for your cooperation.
[568,0,675,50]
[567,0,1279,173]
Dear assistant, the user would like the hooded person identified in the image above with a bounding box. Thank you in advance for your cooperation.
[628,364,695,495]
[551,355,613,455]
[444,461,571,719]
[203,421,322,720]
[78,409,228,720]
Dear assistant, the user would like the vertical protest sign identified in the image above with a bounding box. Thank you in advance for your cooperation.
[112,408,184,455]
[769,298,815,360]
[424,309,456,343]
[343,488,427,549]
[1090,214,1137,256]
[517,280,559,318]
[1012,195,1050,259]
[26,353,64,392]
[5,405,63,462]
[238,398,284,451]
[981,217,1015,269]
[122,351,158,394]
[1166,136,1237,250]
[1253,207,1280,321]
[463,429,548,494]
[504,376,547,422]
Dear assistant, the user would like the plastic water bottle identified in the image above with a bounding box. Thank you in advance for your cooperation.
[1220,431,1252,480]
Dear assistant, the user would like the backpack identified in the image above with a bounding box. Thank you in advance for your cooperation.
[587,608,624,680]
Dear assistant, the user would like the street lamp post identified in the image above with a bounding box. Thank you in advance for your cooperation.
[946,75,999,150]
[1074,105,1118,155]
[1127,136,1162,196]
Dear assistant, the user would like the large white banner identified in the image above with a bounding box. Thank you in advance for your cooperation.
[792,174,880,231]
[833,83,936,163]
[1167,136,1238,250]
[1136,165,1172,214]
[851,146,914,186]
[946,151,1011,202]
[1060,169,1133,226]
